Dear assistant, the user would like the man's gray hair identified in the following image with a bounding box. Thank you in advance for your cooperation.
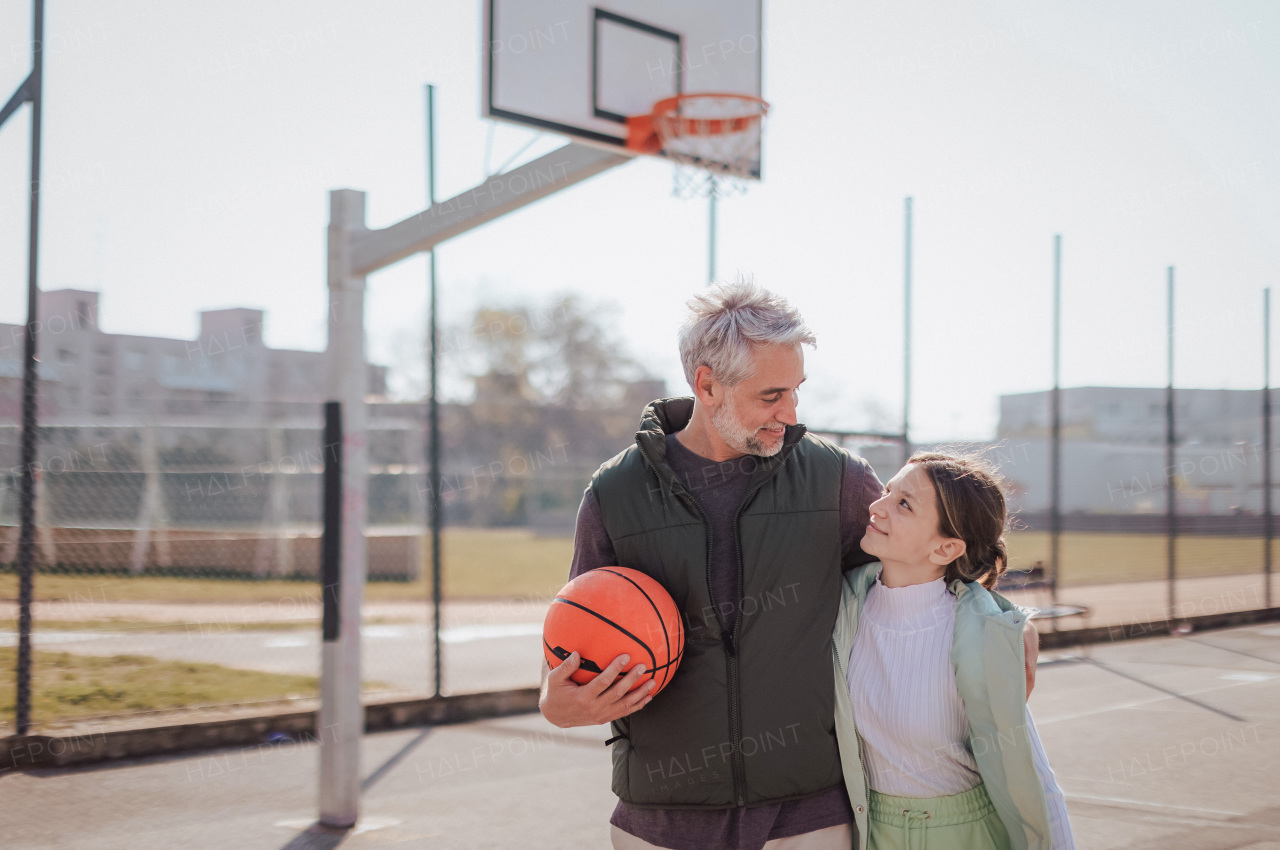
[678,276,816,388]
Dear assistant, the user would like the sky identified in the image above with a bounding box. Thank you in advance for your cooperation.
[1,0,1277,442]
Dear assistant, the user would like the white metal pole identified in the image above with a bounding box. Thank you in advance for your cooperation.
[320,188,369,828]
[902,197,912,466]
[1050,235,1062,622]
[708,190,717,285]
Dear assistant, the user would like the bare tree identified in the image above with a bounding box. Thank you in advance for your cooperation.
[457,293,648,407]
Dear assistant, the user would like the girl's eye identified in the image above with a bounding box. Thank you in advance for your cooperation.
[899,498,910,510]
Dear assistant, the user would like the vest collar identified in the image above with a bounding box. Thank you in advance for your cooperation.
[634,396,808,492]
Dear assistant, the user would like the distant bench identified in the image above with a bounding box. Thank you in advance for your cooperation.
[998,563,1092,635]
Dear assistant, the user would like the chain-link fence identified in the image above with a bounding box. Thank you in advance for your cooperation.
[2,360,1277,732]
[972,387,1277,639]
[0,392,635,733]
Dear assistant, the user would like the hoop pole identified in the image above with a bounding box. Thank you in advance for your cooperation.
[320,190,369,829]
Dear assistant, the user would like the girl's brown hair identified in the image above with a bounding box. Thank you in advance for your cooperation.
[908,451,1010,590]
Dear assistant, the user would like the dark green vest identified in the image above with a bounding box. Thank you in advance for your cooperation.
[592,397,850,808]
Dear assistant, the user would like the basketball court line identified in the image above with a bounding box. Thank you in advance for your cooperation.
[1062,794,1248,831]
[1034,669,1271,726]
[1080,657,1246,720]
[359,727,431,793]
[1180,636,1280,668]
[1065,792,1246,818]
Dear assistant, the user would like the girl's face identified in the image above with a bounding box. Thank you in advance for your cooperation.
[861,463,966,572]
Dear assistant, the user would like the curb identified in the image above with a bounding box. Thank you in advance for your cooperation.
[1036,605,1280,650]
[1,687,539,773]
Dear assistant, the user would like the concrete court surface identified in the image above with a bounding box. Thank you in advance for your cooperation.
[2,624,1278,850]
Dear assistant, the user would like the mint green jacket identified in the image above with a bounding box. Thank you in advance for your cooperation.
[831,562,1054,850]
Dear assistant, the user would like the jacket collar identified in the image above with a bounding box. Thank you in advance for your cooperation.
[846,561,883,600]
[848,564,997,611]
[841,564,1024,632]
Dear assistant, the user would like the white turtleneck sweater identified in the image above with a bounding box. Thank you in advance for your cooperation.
[847,576,1074,849]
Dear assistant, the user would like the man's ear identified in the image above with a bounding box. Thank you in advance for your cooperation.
[692,365,720,406]
[928,537,966,567]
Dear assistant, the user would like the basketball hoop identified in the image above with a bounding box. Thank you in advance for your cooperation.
[627,93,769,199]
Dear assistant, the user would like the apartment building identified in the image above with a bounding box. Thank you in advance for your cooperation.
[0,289,386,421]
[995,386,1277,515]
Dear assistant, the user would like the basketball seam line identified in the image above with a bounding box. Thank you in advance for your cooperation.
[598,568,677,692]
[544,639,679,672]
[551,597,657,673]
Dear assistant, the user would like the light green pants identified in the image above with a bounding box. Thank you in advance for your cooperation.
[867,783,1012,850]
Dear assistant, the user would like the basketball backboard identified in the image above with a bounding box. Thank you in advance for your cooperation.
[483,1,764,177]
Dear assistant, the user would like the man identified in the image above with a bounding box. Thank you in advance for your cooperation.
[540,279,1035,849]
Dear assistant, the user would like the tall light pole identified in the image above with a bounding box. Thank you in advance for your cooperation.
[425,84,443,697]
[1166,267,1177,618]
[902,197,913,465]
[1050,235,1062,621]
[0,0,45,737]
[1264,287,1273,609]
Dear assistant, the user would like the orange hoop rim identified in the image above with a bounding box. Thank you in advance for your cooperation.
[626,93,769,154]
[651,93,770,138]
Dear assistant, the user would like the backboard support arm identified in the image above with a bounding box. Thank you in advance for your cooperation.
[319,139,628,828]
[351,142,630,276]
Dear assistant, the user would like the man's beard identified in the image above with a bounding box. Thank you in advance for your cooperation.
[711,391,784,457]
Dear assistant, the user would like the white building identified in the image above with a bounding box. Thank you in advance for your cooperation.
[996,387,1278,515]
[0,289,387,422]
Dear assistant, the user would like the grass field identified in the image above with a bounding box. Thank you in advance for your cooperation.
[1006,531,1279,586]
[0,528,574,607]
[1,528,1272,727]
[1,528,1275,610]
[0,647,321,725]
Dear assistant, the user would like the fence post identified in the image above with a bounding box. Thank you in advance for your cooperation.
[1166,267,1177,618]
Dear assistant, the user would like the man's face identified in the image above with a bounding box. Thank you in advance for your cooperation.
[710,343,805,457]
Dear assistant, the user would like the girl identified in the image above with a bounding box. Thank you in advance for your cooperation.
[833,452,1074,850]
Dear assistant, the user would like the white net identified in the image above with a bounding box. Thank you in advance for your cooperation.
[652,95,768,199]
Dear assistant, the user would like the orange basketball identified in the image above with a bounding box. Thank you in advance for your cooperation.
[543,567,685,696]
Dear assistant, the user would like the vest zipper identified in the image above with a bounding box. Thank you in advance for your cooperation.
[633,437,733,642]
[634,432,797,809]
[636,439,741,801]
[727,446,797,807]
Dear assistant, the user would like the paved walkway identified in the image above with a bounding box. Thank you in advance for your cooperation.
[0,598,553,627]
[6,574,1275,633]
[4,624,1279,849]
[1006,572,1278,636]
